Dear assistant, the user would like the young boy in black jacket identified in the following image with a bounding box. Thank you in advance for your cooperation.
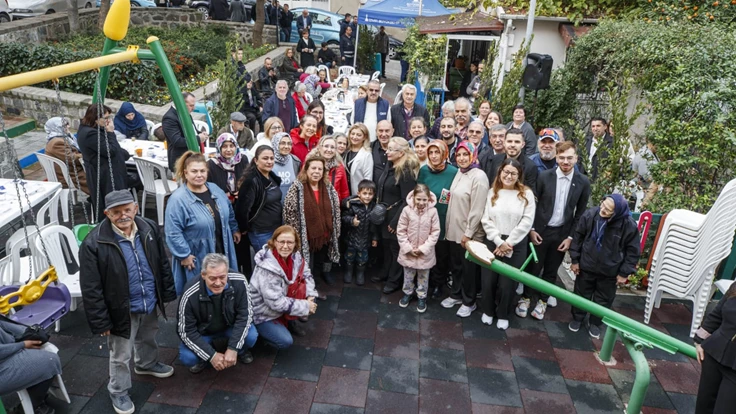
[341,180,379,285]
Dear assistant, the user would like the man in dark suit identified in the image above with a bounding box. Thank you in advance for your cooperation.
[296,8,312,34]
[516,141,590,321]
[388,84,430,140]
[481,128,538,194]
[584,117,614,181]
[162,92,208,172]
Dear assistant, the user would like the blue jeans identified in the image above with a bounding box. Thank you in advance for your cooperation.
[178,325,258,367]
[400,60,410,83]
[345,246,369,266]
[255,320,293,350]
[248,230,274,252]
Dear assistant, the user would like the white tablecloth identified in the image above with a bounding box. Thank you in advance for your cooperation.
[0,179,62,228]
[119,139,216,170]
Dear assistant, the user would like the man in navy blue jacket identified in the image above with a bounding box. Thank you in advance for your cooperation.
[262,80,298,131]
[352,80,389,142]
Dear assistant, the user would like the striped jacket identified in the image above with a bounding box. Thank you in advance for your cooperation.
[177,273,253,362]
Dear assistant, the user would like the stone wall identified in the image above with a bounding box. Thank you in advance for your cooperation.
[0,8,277,45]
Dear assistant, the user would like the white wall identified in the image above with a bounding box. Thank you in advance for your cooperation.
[501,19,568,70]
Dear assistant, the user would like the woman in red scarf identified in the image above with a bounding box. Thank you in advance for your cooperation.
[249,225,319,348]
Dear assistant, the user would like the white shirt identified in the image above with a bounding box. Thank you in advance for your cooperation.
[547,167,573,227]
[364,101,378,142]
[589,136,600,163]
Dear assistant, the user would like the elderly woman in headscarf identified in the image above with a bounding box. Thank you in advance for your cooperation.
[270,132,302,204]
[207,133,249,203]
[568,194,640,339]
[44,116,90,195]
[418,139,458,299]
[114,102,149,140]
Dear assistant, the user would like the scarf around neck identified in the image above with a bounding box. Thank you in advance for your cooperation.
[212,133,242,193]
[113,102,147,134]
[303,180,333,252]
[592,194,630,250]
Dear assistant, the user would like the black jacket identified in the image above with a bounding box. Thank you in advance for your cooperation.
[389,103,430,140]
[208,0,231,21]
[297,37,316,68]
[258,67,277,96]
[696,297,736,370]
[569,207,640,278]
[376,163,417,240]
[482,153,538,196]
[279,9,294,28]
[235,169,282,232]
[162,106,194,171]
[241,84,262,114]
[80,217,176,338]
[341,196,379,251]
[370,140,388,186]
[533,168,591,238]
[584,132,614,182]
[207,158,249,199]
[177,273,253,361]
[317,48,336,66]
[77,124,130,218]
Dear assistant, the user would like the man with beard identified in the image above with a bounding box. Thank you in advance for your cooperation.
[482,128,538,194]
[506,105,538,157]
[453,97,471,140]
[439,116,460,166]
[529,128,561,172]
[516,141,590,321]
[388,84,430,140]
[258,58,278,98]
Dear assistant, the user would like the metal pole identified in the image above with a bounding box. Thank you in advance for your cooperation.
[146,36,200,153]
[92,37,118,104]
[419,0,423,16]
[517,0,536,103]
[622,337,651,414]
[465,250,697,359]
[598,326,618,363]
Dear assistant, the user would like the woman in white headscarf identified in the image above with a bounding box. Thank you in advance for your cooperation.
[44,116,89,195]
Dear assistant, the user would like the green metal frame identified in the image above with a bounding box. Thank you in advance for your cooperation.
[91,38,200,153]
[465,248,697,414]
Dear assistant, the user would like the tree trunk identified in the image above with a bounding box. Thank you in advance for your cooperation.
[67,0,80,31]
[98,0,111,30]
[252,0,264,47]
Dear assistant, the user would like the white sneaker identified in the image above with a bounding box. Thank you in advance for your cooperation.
[496,319,509,330]
[481,313,494,326]
[547,296,558,308]
[531,300,547,321]
[516,283,524,295]
[441,297,463,309]
[515,298,531,318]
[456,304,476,318]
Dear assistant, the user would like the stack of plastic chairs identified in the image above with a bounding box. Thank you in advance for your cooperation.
[644,178,736,337]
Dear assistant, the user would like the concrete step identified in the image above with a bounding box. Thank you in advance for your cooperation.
[0,115,36,138]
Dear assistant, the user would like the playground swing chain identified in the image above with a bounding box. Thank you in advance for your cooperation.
[92,70,117,224]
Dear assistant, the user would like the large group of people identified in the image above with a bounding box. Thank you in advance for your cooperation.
[15,41,721,413]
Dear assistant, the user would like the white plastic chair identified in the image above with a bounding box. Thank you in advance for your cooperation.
[16,343,71,414]
[380,82,386,97]
[151,122,163,141]
[5,227,43,288]
[194,120,210,134]
[35,152,82,222]
[133,157,178,226]
[318,64,331,82]
[371,71,380,81]
[0,255,13,287]
[34,225,81,313]
[36,188,61,228]
[146,120,155,135]
[305,92,314,104]
[338,66,355,77]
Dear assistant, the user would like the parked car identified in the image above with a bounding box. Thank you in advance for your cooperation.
[188,0,255,20]
[8,0,94,18]
[96,0,157,7]
[0,0,13,22]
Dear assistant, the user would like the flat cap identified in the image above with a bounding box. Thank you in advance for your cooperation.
[230,112,247,122]
[105,190,135,210]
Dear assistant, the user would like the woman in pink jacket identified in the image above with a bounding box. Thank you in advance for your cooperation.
[396,184,441,313]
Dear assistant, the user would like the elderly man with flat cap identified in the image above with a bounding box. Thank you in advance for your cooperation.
[80,190,176,414]
[218,111,255,150]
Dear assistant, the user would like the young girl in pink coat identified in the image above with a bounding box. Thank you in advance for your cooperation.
[396,184,441,313]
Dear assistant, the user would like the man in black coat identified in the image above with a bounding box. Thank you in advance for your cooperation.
[481,128,538,194]
[208,0,230,21]
[389,84,430,140]
[258,58,278,99]
[240,74,263,132]
[80,191,176,414]
[161,92,208,171]
[516,141,591,321]
[177,253,257,374]
[279,3,294,42]
[371,120,392,182]
[584,117,614,182]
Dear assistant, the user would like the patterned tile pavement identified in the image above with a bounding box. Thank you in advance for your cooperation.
[0,262,702,414]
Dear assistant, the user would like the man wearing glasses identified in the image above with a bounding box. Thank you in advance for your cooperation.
[481,128,538,194]
[353,80,389,142]
[517,141,590,322]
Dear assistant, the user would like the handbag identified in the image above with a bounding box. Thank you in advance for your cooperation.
[0,313,50,345]
[369,200,400,226]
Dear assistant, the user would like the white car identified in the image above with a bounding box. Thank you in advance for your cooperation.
[8,0,94,19]
[0,0,13,22]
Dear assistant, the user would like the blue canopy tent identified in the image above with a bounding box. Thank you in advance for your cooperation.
[357,0,452,28]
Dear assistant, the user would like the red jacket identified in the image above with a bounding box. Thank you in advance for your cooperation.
[290,127,320,163]
[328,164,350,201]
[293,92,307,120]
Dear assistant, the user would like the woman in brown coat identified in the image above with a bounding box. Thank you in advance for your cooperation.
[44,117,89,195]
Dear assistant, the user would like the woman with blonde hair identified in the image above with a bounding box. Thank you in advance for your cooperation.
[248,116,284,159]
[283,155,341,285]
[312,134,350,200]
[165,151,241,294]
[344,123,374,195]
[374,137,420,294]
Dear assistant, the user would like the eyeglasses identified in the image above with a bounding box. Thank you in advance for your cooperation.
[501,170,519,178]
[468,130,483,135]
[369,89,380,92]
[275,240,296,246]
[271,125,283,130]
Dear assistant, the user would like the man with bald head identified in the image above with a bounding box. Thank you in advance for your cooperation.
[372,120,393,180]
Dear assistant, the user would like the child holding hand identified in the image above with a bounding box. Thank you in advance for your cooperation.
[396,184,440,313]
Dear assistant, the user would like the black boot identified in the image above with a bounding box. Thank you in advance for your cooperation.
[344,263,354,284]
[355,264,366,286]
[322,263,336,285]
[288,320,307,337]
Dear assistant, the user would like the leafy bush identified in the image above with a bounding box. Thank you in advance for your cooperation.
[535,19,736,213]
[401,24,447,118]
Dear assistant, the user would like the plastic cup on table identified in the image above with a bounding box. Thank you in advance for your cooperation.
[135,148,143,157]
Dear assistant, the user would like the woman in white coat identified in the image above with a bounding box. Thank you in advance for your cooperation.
[343,123,374,195]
